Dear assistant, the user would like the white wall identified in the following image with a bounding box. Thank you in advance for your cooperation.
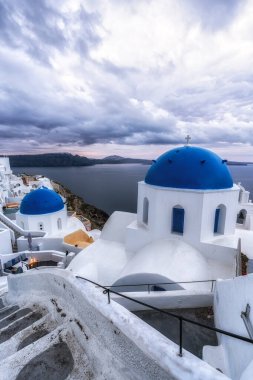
[0,157,11,174]
[130,181,240,252]
[198,241,237,267]
[0,229,12,254]
[113,290,213,311]
[0,250,66,268]
[213,275,253,379]
[16,207,67,235]
[101,211,136,243]
[201,188,239,240]
[17,236,65,252]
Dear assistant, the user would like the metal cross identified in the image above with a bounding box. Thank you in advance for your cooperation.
[185,134,191,145]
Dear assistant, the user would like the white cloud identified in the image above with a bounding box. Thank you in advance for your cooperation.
[0,0,253,160]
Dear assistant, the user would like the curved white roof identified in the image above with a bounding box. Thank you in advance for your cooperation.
[116,239,210,288]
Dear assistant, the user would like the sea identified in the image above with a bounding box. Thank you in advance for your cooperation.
[13,164,253,215]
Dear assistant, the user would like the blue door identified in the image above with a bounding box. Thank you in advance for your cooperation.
[172,207,184,234]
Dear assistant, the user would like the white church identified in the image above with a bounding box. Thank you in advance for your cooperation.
[69,145,253,293]
[0,186,99,274]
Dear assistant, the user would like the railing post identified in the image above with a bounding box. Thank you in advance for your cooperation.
[211,280,214,293]
[148,284,150,294]
[178,318,183,357]
[103,289,111,304]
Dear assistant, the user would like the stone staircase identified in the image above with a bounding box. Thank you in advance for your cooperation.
[1,270,226,380]
[0,292,93,380]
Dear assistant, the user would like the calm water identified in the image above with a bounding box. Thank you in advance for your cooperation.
[13,164,253,215]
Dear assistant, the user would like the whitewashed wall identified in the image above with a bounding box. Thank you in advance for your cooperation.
[16,207,67,235]
[0,229,12,254]
[212,275,253,379]
[129,181,239,252]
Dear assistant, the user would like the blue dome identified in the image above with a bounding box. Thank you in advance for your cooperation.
[145,146,233,190]
[20,187,64,215]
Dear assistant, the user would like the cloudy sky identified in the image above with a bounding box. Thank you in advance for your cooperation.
[0,0,253,160]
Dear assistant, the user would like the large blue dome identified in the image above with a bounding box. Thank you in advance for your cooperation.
[20,187,64,215]
[145,146,233,190]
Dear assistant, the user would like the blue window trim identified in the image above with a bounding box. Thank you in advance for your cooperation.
[172,207,184,234]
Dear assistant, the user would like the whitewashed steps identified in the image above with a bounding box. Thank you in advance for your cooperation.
[0,294,94,380]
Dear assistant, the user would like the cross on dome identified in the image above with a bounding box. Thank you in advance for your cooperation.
[185,134,191,145]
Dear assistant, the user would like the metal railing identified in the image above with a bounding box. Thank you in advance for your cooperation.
[104,279,216,293]
[76,275,253,357]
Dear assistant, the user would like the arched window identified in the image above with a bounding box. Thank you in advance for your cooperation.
[237,209,247,225]
[38,222,44,231]
[214,204,226,234]
[143,197,149,225]
[57,218,62,230]
[172,205,185,234]
[239,190,243,203]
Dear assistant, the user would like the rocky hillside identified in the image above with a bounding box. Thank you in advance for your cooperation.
[21,175,109,230]
[51,180,109,230]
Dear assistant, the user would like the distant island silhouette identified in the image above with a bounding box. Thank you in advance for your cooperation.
[1,153,249,167]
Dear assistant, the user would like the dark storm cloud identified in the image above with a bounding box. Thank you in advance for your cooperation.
[0,0,252,154]
[0,0,100,65]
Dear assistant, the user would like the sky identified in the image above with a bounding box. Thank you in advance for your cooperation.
[0,0,253,161]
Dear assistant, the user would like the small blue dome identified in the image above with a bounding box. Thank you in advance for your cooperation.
[20,187,64,215]
[145,146,233,190]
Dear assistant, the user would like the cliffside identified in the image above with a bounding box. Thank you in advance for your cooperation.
[21,174,109,230]
[51,180,109,230]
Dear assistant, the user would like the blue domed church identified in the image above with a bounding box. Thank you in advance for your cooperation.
[127,145,239,252]
[16,187,67,234]
[70,145,245,290]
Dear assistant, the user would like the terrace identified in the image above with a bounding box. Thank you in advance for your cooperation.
[1,250,67,275]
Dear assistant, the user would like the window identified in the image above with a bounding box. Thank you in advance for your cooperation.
[237,209,247,225]
[57,218,62,230]
[214,204,226,234]
[143,197,149,225]
[38,222,44,231]
[172,205,185,234]
[239,190,243,203]
[214,208,220,233]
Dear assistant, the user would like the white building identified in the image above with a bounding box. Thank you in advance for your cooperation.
[0,157,53,211]
[16,187,68,234]
[15,187,98,253]
[68,145,252,293]
[0,186,99,274]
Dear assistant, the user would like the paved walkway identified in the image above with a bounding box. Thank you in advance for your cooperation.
[134,307,217,358]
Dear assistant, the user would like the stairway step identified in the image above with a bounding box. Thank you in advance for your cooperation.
[18,328,50,351]
[0,308,32,330]
[0,311,43,344]
[16,342,74,380]
[0,297,6,309]
[0,314,54,363]
[0,305,19,320]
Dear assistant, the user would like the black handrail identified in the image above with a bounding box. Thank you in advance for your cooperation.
[76,275,253,357]
[102,279,216,293]
[106,279,215,287]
